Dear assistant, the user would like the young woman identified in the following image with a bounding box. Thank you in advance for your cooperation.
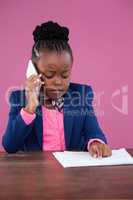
[2,21,112,157]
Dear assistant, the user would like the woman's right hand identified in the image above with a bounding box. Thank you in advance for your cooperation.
[24,74,45,114]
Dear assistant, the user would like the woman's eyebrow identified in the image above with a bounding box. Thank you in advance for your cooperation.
[42,71,55,74]
[46,64,57,69]
[61,68,70,73]
[46,64,70,68]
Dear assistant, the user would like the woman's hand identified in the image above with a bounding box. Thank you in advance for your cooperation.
[88,141,112,158]
[24,74,45,114]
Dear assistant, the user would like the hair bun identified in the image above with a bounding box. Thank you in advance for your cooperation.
[33,21,69,43]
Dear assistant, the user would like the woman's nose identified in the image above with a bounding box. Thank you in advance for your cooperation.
[54,77,62,86]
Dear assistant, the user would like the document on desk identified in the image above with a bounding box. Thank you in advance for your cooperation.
[53,148,133,168]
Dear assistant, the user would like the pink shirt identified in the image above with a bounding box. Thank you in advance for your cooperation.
[42,106,66,151]
[20,107,104,151]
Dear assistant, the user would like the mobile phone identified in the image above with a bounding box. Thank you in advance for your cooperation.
[26,60,38,78]
[26,59,45,104]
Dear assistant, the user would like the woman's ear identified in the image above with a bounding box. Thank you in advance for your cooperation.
[31,57,37,65]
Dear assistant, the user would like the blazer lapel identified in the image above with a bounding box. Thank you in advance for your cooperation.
[23,90,43,150]
[34,105,43,150]
[63,87,74,150]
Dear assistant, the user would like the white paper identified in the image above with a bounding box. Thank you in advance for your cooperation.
[53,148,133,168]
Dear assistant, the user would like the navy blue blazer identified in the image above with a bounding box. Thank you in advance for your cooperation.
[2,82,107,153]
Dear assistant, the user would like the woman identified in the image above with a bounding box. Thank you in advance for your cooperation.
[2,21,112,157]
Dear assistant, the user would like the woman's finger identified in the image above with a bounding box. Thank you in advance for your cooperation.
[27,74,42,81]
[102,144,112,157]
[29,76,43,87]
[89,144,100,158]
[27,74,38,81]
[97,144,103,157]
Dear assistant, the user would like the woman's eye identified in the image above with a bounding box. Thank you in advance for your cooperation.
[62,73,69,79]
[43,73,54,79]
[42,72,70,79]
[62,75,69,79]
[45,75,53,78]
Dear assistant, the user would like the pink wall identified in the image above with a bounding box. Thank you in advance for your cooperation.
[0,0,132,150]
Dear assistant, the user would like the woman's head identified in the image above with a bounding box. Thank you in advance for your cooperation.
[31,21,73,99]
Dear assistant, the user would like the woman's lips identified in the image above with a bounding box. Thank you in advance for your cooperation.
[46,89,65,98]
[48,89,64,92]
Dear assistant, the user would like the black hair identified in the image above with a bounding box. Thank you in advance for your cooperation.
[32,21,73,61]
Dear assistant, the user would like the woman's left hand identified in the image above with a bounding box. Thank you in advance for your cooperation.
[88,141,112,158]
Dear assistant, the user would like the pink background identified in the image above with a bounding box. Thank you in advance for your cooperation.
[0,0,132,150]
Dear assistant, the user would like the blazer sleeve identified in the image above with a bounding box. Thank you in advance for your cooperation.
[83,85,107,148]
[2,91,35,153]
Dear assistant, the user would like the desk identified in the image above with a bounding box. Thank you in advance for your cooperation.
[0,149,133,200]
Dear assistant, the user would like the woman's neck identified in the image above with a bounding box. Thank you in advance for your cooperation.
[43,99,55,110]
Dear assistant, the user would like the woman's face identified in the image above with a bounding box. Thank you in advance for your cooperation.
[35,50,73,99]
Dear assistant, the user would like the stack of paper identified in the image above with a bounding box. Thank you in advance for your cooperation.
[53,148,133,168]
